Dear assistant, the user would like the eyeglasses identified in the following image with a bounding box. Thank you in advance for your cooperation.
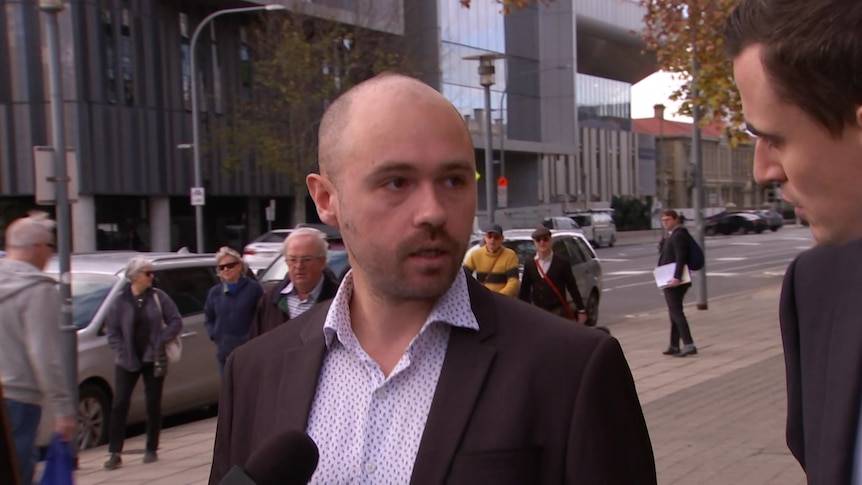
[143,271,154,277]
[217,261,240,271]
[287,256,320,266]
[485,233,502,240]
[533,236,550,242]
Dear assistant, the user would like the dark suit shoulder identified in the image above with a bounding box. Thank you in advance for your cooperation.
[233,299,330,366]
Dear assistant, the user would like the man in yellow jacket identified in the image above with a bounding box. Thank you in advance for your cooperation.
[463,224,520,296]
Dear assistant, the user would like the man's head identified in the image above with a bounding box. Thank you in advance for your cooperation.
[283,228,328,294]
[531,226,552,257]
[307,73,476,303]
[660,210,680,231]
[4,211,56,270]
[483,224,504,253]
[724,0,862,244]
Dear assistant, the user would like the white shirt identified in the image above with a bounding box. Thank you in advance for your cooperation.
[306,270,479,484]
[535,252,553,274]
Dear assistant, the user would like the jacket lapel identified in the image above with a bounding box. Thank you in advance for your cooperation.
[274,301,331,431]
[410,278,497,484]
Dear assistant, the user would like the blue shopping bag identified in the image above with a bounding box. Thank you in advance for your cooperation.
[39,433,74,485]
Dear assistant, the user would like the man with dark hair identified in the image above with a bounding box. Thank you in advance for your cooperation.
[518,226,587,323]
[210,73,655,484]
[657,209,697,357]
[462,223,520,296]
[725,1,862,481]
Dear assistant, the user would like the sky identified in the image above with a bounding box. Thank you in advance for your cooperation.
[630,71,691,122]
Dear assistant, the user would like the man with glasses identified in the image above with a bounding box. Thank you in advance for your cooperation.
[518,227,587,323]
[251,228,339,337]
[0,212,76,483]
[462,223,520,296]
[657,210,697,357]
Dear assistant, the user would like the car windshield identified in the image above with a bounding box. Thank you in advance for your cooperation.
[502,240,537,267]
[46,272,118,329]
[258,250,350,283]
[253,231,291,243]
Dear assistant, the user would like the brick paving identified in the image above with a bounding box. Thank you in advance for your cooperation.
[69,282,805,484]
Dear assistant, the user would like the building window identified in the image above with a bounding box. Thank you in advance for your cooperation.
[210,23,223,113]
[239,26,251,95]
[180,13,191,110]
[120,3,134,105]
[101,4,117,104]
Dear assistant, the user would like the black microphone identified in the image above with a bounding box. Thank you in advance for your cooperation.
[220,430,319,485]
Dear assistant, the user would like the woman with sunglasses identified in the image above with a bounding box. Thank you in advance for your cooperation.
[103,256,182,470]
[204,247,262,376]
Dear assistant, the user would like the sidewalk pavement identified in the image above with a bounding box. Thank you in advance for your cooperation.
[71,282,803,485]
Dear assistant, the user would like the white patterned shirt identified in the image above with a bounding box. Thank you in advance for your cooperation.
[306,270,479,484]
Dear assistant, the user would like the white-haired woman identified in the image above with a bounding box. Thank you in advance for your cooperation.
[103,256,182,470]
[204,247,262,375]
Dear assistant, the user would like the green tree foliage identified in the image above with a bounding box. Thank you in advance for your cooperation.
[640,0,747,145]
[216,9,412,191]
[612,195,652,231]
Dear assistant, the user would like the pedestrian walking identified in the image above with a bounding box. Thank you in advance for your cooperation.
[204,247,262,375]
[0,212,76,483]
[462,223,520,296]
[657,209,697,357]
[103,256,182,470]
[518,226,587,323]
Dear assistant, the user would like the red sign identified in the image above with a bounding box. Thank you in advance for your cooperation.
[497,176,508,187]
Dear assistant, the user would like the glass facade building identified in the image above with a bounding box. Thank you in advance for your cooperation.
[577,73,632,131]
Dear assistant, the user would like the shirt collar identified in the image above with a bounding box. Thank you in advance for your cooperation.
[281,273,325,300]
[322,269,479,349]
[534,251,553,263]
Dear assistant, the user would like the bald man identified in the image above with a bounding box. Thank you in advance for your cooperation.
[210,74,655,484]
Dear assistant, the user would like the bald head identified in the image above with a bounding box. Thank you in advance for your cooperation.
[318,73,468,183]
[4,211,56,270]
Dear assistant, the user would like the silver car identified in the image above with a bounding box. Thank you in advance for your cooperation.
[45,252,224,450]
[500,229,603,326]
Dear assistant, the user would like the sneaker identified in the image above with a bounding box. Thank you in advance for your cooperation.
[675,344,698,357]
[103,453,122,470]
[662,346,680,355]
[143,451,158,464]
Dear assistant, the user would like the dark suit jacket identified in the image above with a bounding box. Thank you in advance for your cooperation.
[249,268,339,338]
[780,238,862,483]
[209,277,655,484]
[518,255,585,313]
[658,226,691,282]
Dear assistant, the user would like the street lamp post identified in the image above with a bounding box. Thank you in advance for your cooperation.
[38,0,76,455]
[189,4,285,253]
[464,54,504,226]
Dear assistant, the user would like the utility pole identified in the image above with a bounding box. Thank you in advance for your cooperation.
[39,0,77,456]
[691,58,708,310]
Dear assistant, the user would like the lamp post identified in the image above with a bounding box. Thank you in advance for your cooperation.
[189,4,285,253]
[464,53,504,225]
[38,0,77,455]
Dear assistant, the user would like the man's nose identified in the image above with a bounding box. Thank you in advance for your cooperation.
[752,140,786,185]
[414,184,446,228]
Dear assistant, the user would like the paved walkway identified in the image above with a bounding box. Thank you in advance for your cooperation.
[70,282,804,484]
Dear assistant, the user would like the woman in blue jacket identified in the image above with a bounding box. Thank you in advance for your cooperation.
[204,247,263,375]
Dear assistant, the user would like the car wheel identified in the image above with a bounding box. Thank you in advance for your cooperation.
[738,226,748,235]
[705,227,716,236]
[770,227,779,232]
[608,235,615,248]
[585,290,600,327]
[78,383,111,450]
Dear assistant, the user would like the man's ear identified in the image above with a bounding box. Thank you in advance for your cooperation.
[306,173,339,229]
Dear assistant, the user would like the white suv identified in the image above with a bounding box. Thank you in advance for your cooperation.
[568,211,617,248]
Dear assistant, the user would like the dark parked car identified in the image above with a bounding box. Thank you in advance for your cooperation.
[756,209,784,232]
[705,212,766,236]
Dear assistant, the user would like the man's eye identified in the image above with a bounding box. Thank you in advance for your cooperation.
[383,178,408,189]
[444,176,467,187]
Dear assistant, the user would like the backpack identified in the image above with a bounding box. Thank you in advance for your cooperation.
[686,231,705,271]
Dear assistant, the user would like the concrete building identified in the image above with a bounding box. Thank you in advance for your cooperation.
[633,106,764,210]
[0,0,402,251]
[407,0,655,228]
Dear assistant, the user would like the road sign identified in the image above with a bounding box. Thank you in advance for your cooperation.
[265,199,276,222]
[190,187,205,206]
[33,146,79,205]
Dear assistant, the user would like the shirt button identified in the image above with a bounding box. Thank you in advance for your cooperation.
[374,388,387,399]
[364,462,377,473]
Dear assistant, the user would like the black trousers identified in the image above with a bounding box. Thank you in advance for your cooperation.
[663,285,694,346]
[108,363,164,453]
